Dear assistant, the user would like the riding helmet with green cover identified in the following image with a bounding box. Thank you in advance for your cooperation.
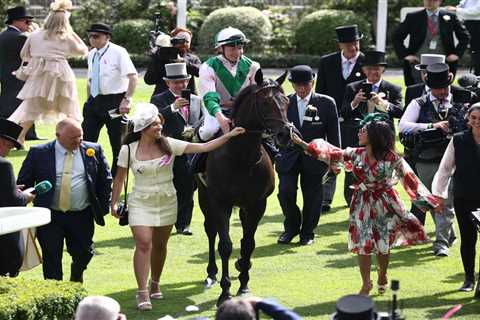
[214,27,250,48]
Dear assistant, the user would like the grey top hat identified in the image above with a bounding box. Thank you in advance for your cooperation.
[163,63,191,81]
[415,54,446,70]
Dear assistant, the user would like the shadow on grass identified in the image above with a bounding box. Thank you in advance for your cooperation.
[95,236,135,250]
[109,280,217,320]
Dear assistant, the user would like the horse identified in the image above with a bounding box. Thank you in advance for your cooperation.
[197,69,295,306]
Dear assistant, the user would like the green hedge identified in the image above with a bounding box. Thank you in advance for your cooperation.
[197,6,272,53]
[112,19,154,55]
[295,9,372,56]
[0,277,87,320]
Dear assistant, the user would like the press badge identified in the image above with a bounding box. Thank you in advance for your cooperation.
[429,40,437,50]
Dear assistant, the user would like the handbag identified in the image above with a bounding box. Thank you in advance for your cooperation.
[117,144,130,226]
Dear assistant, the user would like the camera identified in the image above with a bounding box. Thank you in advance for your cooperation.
[149,11,165,51]
[171,38,187,46]
[361,83,373,100]
[458,73,480,104]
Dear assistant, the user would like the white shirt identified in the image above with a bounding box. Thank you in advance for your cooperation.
[87,42,137,95]
[457,0,480,20]
[399,92,452,133]
[341,51,360,77]
[51,141,90,212]
[432,139,455,199]
[296,91,313,125]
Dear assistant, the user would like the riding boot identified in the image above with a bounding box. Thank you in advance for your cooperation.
[262,137,280,164]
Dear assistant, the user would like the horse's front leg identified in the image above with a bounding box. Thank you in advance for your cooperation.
[236,200,266,296]
[204,214,218,288]
[216,206,233,306]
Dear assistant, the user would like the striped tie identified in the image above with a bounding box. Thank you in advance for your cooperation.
[58,151,73,212]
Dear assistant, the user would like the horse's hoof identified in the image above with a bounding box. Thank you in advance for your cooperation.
[237,287,250,296]
[216,293,232,307]
[204,277,217,289]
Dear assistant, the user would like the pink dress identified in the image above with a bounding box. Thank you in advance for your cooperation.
[307,139,440,255]
[9,29,88,123]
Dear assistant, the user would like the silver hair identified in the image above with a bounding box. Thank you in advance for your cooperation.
[74,296,120,320]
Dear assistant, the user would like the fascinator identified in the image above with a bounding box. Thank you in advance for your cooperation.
[130,103,159,133]
[50,0,73,11]
[359,112,390,127]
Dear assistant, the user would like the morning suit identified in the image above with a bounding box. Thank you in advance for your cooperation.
[276,92,340,241]
[17,141,112,281]
[393,9,470,86]
[0,156,27,276]
[405,83,463,107]
[315,51,366,208]
[341,79,403,205]
[151,90,204,231]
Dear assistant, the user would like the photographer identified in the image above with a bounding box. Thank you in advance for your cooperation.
[341,51,403,204]
[144,27,201,97]
[432,104,480,297]
[399,63,456,257]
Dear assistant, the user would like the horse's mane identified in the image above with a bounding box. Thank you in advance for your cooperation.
[230,83,259,120]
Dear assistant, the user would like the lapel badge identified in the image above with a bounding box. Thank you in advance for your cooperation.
[355,72,361,78]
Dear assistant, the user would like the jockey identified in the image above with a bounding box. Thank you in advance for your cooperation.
[198,27,261,141]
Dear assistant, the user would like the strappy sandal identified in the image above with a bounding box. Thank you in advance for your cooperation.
[377,275,388,295]
[136,290,152,311]
[149,280,164,300]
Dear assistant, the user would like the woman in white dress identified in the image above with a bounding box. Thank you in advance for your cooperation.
[111,103,244,311]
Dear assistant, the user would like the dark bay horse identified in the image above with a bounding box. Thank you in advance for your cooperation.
[197,70,294,305]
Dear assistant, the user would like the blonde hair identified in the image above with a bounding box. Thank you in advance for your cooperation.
[43,0,73,40]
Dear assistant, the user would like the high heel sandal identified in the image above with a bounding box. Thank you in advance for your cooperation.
[149,280,164,300]
[136,290,152,311]
[377,276,388,295]
[359,280,373,296]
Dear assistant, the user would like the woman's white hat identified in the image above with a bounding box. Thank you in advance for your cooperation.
[131,103,159,133]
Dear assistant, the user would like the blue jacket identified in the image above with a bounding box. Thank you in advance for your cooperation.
[17,141,112,226]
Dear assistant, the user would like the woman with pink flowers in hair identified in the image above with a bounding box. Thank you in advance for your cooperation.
[9,0,88,145]
[292,113,439,296]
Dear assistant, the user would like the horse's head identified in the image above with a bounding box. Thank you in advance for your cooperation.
[231,69,300,148]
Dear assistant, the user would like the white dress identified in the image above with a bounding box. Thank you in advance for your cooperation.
[117,138,188,227]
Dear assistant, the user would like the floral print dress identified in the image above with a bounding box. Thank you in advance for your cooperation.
[307,139,439,255]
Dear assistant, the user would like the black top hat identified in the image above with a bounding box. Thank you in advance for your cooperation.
[335,25,363,43]
[5,6,33,24]
[362,51,387,66]
[333,295,376,320]
[288,65,315,83]
[87,23,112,35]
[0,118,23,149]
[425,63,453,89]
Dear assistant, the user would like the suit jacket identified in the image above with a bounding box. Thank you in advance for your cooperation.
[0,156,26,207]
[0,27,26,117]
[341,79,403,147]
[150,89,205,140]
[276,92,340,175]
[17,141,112,226]
[393,9,470,59]
[405,83,464,107]
[315,51,366,110]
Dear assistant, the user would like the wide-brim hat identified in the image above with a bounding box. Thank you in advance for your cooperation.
[415,54,446,70]
[362,51,387,67]
[288,65,315,83]
[0,118,23,149]
[163,62,191,81]
[87,23,112,35]
[5,6,33,24]
[335,25,363,43]
[425,63,453,89]
[332,295,376,320]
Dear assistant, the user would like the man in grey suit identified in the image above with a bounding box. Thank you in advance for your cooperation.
[151,62,206,235]
[0,6,39,140]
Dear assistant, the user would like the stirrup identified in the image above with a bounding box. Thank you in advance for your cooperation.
[149,280,164,300]
[136,290,152,311]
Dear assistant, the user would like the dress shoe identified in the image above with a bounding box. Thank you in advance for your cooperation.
[434,248,449,257]
[321,204,331,213]
[299,238,314,246]
[277,232,299,244]
[177,227,193,236]
[459,280,475,292]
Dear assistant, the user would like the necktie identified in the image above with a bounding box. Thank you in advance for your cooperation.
[181,106,189,121]
[90,51,100,97]
[342,60,351,79]
[298,99,307,126]
[372,85,379,93]
[58,151,73,212]
[427,15,438,38]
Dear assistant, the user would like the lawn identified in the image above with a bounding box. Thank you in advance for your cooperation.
[8,75,479,319]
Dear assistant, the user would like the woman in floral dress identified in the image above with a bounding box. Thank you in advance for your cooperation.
[292,113,439,296]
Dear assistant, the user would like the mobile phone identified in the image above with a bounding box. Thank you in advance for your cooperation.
[181,89,191,101]
[361,83,373,99]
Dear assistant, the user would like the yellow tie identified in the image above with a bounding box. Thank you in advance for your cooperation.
[58,151,73,212]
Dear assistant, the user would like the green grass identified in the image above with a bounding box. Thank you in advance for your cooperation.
[9,76,479,319]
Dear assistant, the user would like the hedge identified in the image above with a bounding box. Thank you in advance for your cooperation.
[197,6,272,53]
[111,19,154,55]
[0,277,86,320]
[295,9,372,56]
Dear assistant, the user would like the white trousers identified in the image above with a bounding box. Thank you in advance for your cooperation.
[198,113,220,141]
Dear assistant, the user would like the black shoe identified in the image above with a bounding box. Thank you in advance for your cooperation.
[177,227,193,236]
[277,232,299,244]
[459,280,475,292]
[321,204,331,213]
[299,238,314,246]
